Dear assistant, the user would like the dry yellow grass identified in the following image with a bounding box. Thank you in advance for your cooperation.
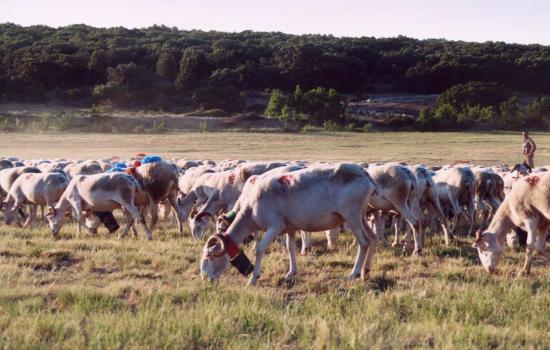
[2,131,549,166]
[1,131,549,349]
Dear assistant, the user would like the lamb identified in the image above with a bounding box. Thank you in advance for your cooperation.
[473,173,550,275]
[200,163,378,285]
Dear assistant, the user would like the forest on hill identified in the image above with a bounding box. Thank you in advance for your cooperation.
[1,24,550,130]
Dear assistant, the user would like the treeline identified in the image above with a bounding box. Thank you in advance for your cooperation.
[1,23,550,114]
[417,82,550,130]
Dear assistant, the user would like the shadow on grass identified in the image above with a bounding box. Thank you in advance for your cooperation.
[366,274,396,294]
[431,243,479,264]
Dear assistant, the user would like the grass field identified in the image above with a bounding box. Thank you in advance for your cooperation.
[3,131,550,166]
[1,131,550,349]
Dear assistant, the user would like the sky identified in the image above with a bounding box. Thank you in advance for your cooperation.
[1,0,549,45]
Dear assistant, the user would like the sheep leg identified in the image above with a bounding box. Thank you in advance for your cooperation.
[148,201,159,233]
[350,214,378,280]
[374,211,389,247]
[119,210,133,239]
[300,230,311,254]
[536,239,550,261]
[477,199,489,232]
[466,200,476,236]
[167,192,184,235]
[249,223,285,286]
[285,232,298,279]
[391,214,400,247]
[325,227,340,251]
[519,220,538,276]
[121,198,152,240]
[430,201,453,246]
[341,208,376,280]
[30,204,37,228]
[22,205,34,228]
[397,205,423,255]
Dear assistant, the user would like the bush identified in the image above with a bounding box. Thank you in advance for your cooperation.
[199,121,209,133]
[362,123,376,133]
[437,81,512,111]
[265,89,287,118]
[323,120,341,131]
[152,120,167,133]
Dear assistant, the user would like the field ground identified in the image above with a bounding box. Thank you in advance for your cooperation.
[2,131,550,166]
[1,131,550,349]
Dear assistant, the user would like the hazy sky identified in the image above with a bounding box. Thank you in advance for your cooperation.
[1,0,549,44]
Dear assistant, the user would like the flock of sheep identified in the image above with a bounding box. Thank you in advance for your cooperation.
[0,155,549,286]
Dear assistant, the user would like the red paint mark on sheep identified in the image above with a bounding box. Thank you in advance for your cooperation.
[278,175,293,186]
[228,173,236,185]
[525,176,539,186]
[249,176,257,184]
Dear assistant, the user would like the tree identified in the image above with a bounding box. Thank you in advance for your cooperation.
[155,51,177,81]
[175,48,210,92]
[301,87,344,123]
[265,89,287,117]
[436,81,512,111]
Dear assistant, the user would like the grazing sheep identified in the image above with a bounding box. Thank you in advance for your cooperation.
[191,162,288,239]
[473,173,550,275]
[0,166,42,199]
[433,166,476,236]
[367,164,423,253]
[474,170,505,231]
[200,163,378,285]
[130,159,186,235]
[3,172,68,227]
[46,173,151,239]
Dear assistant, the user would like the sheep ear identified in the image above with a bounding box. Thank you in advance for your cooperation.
[46,206,55,217]
[472,235,487,249]
[206,235,225,257]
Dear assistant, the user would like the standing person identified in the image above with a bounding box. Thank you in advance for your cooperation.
[522,131,536,169]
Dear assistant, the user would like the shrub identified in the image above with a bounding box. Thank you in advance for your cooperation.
[437,81,512,111]
[199,121,209,133]
[265,89,287,117]
[323,120,341,131]
[152,120,167,133]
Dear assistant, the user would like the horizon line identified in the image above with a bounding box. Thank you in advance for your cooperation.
[1,21,547,47]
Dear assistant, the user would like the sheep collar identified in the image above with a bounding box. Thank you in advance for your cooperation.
[215,233,254,276]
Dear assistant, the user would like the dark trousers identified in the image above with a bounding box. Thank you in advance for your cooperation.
[93,211,120,233]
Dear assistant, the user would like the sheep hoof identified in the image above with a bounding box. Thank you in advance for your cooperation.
[517,269,529,277]
[248,276,259,286]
